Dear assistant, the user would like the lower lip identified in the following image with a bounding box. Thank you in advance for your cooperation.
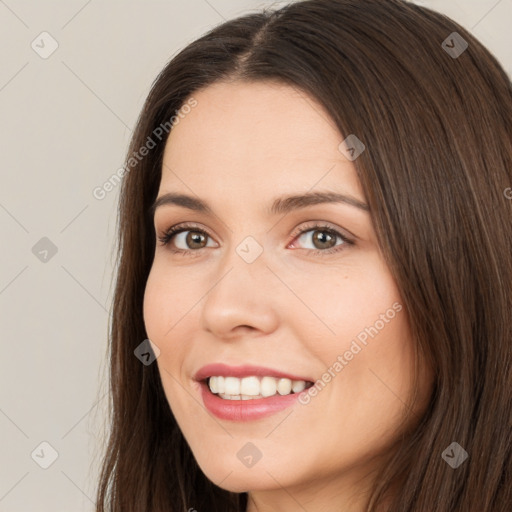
[199,381,305,421]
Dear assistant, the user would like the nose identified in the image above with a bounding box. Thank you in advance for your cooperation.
[200,248,280,340]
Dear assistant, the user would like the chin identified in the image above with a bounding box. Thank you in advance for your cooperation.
[197,459,285,493]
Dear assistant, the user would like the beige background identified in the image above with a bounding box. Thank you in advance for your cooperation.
[0,1,510,510]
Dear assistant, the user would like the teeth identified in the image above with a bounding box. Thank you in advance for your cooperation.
[292,380,306,392]
[261,376,277,397]
[224,376,240,395]
[208,376,309,399]
[277,378,292,395]
[240,376,260,395]
[218,393,241,400]
[209,376,225,394]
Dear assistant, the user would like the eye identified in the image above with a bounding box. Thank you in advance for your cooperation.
[157,222,216,254]
[289,222,353,256]
[157,221,354,257]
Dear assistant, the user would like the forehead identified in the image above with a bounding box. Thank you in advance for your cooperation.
[159,80,364,202]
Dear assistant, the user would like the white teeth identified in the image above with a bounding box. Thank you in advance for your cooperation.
[208,375,309,399]
[218,393,240,400]
[209,376,225,394]
[261,376,277,397]
[224,376,240,395]
[209,376,218,393]
[277,378,292,395]
[292,380,306,392]
[240,376,260,395]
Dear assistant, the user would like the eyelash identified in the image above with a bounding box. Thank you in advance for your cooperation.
[157,221,354,257]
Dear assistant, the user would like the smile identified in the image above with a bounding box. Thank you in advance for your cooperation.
[195,363,315,421]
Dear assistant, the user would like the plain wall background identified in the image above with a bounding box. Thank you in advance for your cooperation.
[0,1,510,510]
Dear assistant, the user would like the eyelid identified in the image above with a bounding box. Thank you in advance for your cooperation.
[288,220,354,244]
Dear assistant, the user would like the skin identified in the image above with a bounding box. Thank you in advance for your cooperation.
[143,80,433,512]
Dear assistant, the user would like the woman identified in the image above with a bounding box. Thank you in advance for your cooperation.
[95,0,512,510]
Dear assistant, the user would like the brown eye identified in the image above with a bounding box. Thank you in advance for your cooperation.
[185,231,208,249]
[296,228,341,250]
[158,225,216,252]
[310,229,337,250]
[289,223,354,257]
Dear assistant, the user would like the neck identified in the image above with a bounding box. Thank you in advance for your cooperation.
[244,466,393,512]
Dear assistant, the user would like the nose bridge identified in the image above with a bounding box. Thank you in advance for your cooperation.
[226,228,272,286]
[200,234,279,337]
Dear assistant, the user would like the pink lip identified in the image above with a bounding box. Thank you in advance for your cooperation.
[194,363,313,422]
[194,363,313,382]
[199,381,307,421]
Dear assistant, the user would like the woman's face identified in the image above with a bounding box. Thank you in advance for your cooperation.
[143,80,431,509]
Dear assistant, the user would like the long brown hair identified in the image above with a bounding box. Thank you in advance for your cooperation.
[94,0,512,510]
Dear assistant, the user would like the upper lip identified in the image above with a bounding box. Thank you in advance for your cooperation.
[194,363,314,383]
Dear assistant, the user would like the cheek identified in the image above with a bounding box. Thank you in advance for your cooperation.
[142,268,195,412]
[142,273,166,341]
[291,257,403,360]
[296,255,416,417]
[142,262,195,340]
[142,263,204,389]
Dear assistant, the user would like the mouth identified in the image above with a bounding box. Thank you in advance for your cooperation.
[195,363,315,421]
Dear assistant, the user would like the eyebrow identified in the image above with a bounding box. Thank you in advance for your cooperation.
[150,190,369,217]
